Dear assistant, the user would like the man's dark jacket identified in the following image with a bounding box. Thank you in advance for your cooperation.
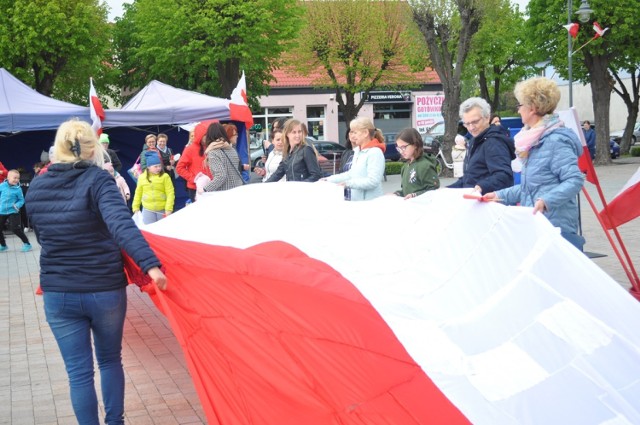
[448,125,515,193]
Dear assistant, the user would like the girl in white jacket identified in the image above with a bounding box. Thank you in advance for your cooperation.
[324,117,386,201]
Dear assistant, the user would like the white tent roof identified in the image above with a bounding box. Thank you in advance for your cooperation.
[103,80,234,127]
[0,68,89,132]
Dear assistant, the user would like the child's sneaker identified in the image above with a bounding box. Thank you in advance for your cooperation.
[21,243,32,252]
[0,245,7,252]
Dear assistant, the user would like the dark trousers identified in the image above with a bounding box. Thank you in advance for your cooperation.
[0,213,30,246]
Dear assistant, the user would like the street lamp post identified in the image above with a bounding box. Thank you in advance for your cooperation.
[567,0,594,107]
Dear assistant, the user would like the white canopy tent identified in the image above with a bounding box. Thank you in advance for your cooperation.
[103,80,240,127]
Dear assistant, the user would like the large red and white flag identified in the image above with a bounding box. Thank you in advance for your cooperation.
[89,78,105,136]
[128,184,640,425]
[599,166,640,229]
[228,71,253,126]
[558,108,598,184]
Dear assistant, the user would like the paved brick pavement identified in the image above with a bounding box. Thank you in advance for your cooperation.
[2,156,639,424]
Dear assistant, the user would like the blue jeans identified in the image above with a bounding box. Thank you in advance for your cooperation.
[141,208,164,224]
[44,288,127,425]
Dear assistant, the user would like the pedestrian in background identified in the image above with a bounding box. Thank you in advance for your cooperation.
[0,160,7,182]
[99,133,122,172]
[582,120,596,159]
[156,133,175,178]
[132,151,175,224]
[202,122,245,192]
[139,133,159,171]
[254,129,285,182]
[0,169,32,252]
[25,119,167,425]
[484,77,585,250]
[176,121,212,202]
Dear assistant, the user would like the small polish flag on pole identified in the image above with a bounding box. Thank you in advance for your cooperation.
[89,78,105,136]
[592,21,609,38]
[563,22,579,38]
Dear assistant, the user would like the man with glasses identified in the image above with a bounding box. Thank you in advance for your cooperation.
[448,97,515,193]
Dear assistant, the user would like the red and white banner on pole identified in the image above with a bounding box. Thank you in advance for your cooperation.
[89,78,105,136]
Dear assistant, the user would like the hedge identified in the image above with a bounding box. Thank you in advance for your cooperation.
[385,162,403,175]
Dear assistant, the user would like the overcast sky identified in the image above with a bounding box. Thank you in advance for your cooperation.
[104,0,530,22]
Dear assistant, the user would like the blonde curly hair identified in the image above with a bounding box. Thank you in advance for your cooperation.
[514,77,561,116]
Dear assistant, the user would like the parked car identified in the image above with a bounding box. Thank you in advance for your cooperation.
[610,139,621,159]
[384,133,400,161]
[312,140,346,160]
[610,122,640,145]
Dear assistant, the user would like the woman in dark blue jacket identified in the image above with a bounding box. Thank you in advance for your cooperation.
[25,119,167,425]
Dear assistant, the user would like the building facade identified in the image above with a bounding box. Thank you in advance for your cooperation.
[251,69,444,146]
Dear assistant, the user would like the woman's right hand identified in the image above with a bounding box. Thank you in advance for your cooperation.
[254,167,266,177]
[483,192,498,201]
[148,266,167,291]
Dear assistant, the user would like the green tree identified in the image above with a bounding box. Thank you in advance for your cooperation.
[0,0,113,103]
[411,0,483,170]
[113,0,302,105]
[463,0,540,113]
[527,0,640,164]
[288,0,429,139]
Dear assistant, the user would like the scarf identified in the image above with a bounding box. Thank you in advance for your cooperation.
[514,113,563,163]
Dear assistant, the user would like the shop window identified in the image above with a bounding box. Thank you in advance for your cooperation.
[307,106,326,140]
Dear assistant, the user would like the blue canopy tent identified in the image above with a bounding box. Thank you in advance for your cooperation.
[0,69,254,208]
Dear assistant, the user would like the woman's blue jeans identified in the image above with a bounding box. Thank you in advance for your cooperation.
[43,287,127,425]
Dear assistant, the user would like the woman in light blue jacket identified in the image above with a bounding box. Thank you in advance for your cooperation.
[484,77,585,250]
[325,117,386,201]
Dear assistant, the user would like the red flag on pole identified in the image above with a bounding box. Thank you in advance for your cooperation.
[599,166,640,229]
[593,22,608,39]
[563,23,579,38]
[89,78,105,136]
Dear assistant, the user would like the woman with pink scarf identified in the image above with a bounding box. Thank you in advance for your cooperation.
[484,77,585,250]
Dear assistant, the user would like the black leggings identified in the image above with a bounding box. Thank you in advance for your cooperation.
[0,213,30,246]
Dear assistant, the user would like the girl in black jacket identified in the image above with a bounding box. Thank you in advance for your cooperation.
[266,119,322,182]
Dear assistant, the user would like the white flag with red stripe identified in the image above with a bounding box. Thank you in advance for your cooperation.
[133,184,640,425]
[228,71,253,126]
[89,78,105,136]
[563,22,579,38]
[558,108,598,184]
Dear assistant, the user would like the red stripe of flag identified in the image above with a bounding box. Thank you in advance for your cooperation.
[132,232,470,425]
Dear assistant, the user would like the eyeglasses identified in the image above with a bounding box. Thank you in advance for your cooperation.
[396,144,411,152]
[462,118,483,128]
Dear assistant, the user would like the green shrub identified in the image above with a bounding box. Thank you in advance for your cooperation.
[631,146,640,157]
[385,161,403,175]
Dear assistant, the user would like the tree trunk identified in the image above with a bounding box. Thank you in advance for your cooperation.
[610,69,639,154]
[412,0,481,177]
[218,59,240,98]
[584,52,612,165]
